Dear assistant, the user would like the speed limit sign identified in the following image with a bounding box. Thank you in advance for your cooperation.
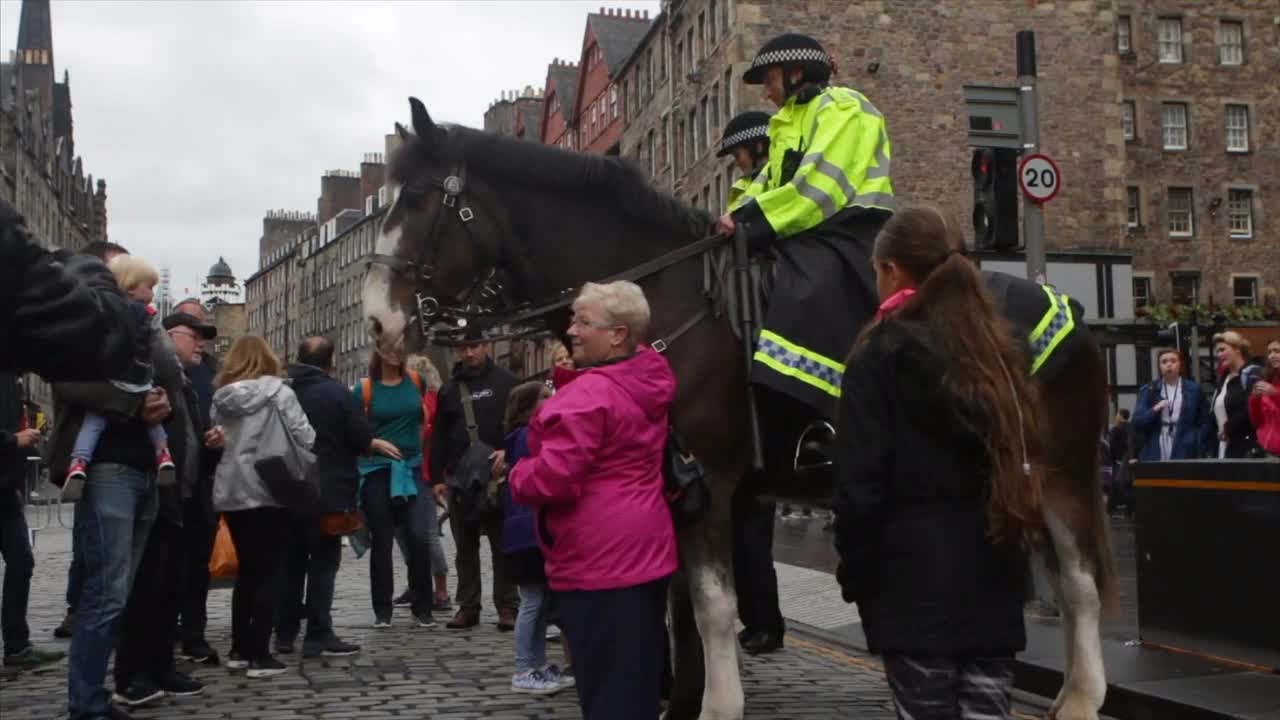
[1018,153,1061,204]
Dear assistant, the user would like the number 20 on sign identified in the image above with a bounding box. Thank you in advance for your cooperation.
[1018,153,1061,205]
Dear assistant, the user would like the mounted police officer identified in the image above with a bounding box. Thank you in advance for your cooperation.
[717,110,772,210]
[715,33,894,470]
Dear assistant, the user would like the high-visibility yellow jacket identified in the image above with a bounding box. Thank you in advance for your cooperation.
[727,175,754,211]
[732,85,894,246]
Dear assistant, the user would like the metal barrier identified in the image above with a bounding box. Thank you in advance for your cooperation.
[22,456,69,550]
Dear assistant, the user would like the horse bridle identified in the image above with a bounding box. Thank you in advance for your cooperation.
[367,157,734,349]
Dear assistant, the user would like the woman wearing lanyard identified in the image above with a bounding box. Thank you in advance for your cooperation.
[1132,349,1214,461]
[354,344,436,629]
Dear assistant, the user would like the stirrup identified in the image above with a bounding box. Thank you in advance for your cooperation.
[794,421,836,474]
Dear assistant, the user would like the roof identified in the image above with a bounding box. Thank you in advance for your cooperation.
[614,11,666,78]
[53,78,71,140]
[546,62,578,122]
[18,0,53,54]
[587,12,651,77]
[208,256,234,279]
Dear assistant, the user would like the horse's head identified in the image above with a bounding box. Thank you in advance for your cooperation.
[362,97,513,355]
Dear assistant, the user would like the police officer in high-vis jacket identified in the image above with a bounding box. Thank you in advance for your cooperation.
[717,111,772,211]
[716,33,894,469]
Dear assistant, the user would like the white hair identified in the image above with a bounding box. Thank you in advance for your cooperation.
[575,281,651,348]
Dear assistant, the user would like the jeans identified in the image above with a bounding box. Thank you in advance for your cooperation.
[73,413,167,462]
[0,488,34,655]
[67,462,157,720]
[275,516,342,650]
[362,470,431,618]
[114,519,181,690]
[225,507,290,662]
[514,582,549,672]
[559,577,669,720]
[178,492,218,645]
[884,654,1015,720]
[65,552,83,611]
[394,479,448,591]
[448,491,517,613]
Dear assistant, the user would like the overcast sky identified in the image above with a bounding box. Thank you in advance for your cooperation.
[1,0,659,299]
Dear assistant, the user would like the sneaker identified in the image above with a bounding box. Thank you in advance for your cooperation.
[392,589,414,607]
[224,650,249,670]
[511,669,561,695]
[66,458,88,482]
[53,608,76,639]
[157,447,175,470]
[545,625,561,642]
[157,670,204,697]
[413,611,438,629]
[247,655,288,678]
[275,640,295,655]
[544,663,575,689]
[156,449,176,486]
[303,636,360,658]
[108,705,138,720]
[432,595,453,612]
[112,677,165,707]
[2,645,65,670]
[180,640,220,665]
[372,615,392,629]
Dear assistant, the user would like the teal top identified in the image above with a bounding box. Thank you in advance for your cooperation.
[354,376,425,500]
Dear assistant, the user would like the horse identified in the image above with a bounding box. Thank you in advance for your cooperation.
[362,97,1115,720]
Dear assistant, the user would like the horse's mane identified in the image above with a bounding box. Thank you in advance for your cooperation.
[388,125,714,240]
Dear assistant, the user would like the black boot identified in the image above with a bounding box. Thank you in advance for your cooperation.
[741,630,784,655]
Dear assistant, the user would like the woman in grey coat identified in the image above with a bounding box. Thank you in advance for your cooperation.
[212,336,314,678]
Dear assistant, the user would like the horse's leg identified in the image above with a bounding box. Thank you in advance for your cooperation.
[666,566,705,720]
[1043,496,1106,720]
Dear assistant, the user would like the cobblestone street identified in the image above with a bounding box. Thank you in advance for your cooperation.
[0,514,911,720]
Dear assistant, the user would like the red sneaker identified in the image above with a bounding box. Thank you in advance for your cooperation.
[66,458,88,482]
[157,448,175,470]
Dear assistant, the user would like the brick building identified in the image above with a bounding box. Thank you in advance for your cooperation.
[541,59,581,149]
[0,0,109,417]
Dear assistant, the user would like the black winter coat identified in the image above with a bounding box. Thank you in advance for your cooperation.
[0,198,135,381]
[429,358,518,485]
[287,364,372,513]
[0,372,30,491]
[833,319,1027,657]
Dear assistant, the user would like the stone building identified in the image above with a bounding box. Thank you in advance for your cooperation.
[0,0,109,418]
[207,301,246,362]
[484,87,545,141]
[201,256,244,308]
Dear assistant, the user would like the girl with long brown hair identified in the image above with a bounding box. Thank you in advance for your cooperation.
[832,207,1042,719]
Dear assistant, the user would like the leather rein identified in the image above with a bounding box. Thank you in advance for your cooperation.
[366,162,730,351]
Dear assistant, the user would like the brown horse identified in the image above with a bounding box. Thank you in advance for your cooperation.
[363,98,1115,720]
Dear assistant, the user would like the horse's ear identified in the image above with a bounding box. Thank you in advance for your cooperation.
[395,122,411,142]
[409,97,435,139]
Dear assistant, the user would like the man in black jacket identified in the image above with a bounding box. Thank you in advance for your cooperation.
[429,332,519,630]
[279,337,398,657]
[0,373,65,670]
[0,198,135,381]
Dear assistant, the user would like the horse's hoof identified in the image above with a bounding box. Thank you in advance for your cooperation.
[663,698,701,720]
[1050,696,1101,720]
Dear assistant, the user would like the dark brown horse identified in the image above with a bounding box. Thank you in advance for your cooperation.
[363,98,1115,720]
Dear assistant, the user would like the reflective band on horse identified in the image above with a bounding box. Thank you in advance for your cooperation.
[753,329,845,399]
[1028,285,1075,375]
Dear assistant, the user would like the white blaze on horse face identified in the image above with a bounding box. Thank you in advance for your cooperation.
[1043,507,1106,720]
[691,563,746,720]
[363,214,408,349]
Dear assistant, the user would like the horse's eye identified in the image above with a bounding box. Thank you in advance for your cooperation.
[401,186,427,209]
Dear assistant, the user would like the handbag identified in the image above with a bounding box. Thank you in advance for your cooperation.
[663,426,711,529]
[447,382,499,528]
[253,399,319,510]
[319,510,364,536]
[208,515,238,578]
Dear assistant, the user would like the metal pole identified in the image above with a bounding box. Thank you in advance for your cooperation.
[1017,30,1047,285]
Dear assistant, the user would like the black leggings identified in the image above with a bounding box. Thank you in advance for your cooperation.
[225,507,290,661]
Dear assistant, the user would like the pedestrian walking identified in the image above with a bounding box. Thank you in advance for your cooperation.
[1248,338,1280,457]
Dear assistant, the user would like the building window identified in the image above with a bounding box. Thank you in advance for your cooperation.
[1132,276,1152,309]
[1170,274,1200,305]
[647,129,656,178]
[1161,103,1187,150]
[723,68,733,116]
[1167,188,1194,237]
[1233,276,1259,306]
[710,86,720,141]
[609,85,618,120]
[714,172,723,212]
[1117,15,1132,53]
[698,11,707,59]
[1126,186,1141,228]
[1121,101,1135,140]
[621,81,630,123]
[662,114,671,167]
[709,0,719,44]
[1217,21,1244,65]
[1227,189,1253,238]
[686,28,694,73]
[1225,104,1249,152]
[675,40,683,80]
[689,107,698,162]
[674,119,684,174]
[1157,18,1183,63]
[701,96,711,150]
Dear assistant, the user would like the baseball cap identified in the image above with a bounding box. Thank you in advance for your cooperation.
[162,312,217,340]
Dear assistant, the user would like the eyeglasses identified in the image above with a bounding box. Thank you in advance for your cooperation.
[168,329,202,341]
[570,316,621,330]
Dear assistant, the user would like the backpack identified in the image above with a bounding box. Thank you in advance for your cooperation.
[360,370,424,417]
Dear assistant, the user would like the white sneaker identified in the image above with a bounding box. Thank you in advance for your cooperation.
[511,669,560,695]
[543,663,575,689]
[373,616,392,629]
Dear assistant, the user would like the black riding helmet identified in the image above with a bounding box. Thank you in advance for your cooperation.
[743,33,834,89]
[716,111,772,158]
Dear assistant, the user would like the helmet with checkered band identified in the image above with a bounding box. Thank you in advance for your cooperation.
[743,33,834,86]
[716,111,772,158]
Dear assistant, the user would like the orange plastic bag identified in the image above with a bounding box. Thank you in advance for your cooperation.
[208,515,238,578]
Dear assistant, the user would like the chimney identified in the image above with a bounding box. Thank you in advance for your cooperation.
[599,7,605,14]
[317,171,362,226]
[643,9,649,19]
[360,153,385,211]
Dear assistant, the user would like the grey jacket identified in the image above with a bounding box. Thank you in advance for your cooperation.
[212,376,315,512]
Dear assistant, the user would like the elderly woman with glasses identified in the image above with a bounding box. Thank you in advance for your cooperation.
[506,280,677,720]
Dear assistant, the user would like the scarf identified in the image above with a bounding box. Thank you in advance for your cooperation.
[875,288,917,320]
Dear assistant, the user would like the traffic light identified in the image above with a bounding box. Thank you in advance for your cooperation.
[972,148,1019,249]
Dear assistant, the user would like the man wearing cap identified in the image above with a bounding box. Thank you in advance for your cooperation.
[430,327,519,630]
[167,302,225,666]
[715,33,894,471]
[111,311,218,708]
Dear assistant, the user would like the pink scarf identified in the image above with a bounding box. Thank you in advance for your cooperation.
[875,288,917,320]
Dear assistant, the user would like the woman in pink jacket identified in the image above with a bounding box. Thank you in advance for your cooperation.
[507,280,677,720]
[1249,338,1280,457]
